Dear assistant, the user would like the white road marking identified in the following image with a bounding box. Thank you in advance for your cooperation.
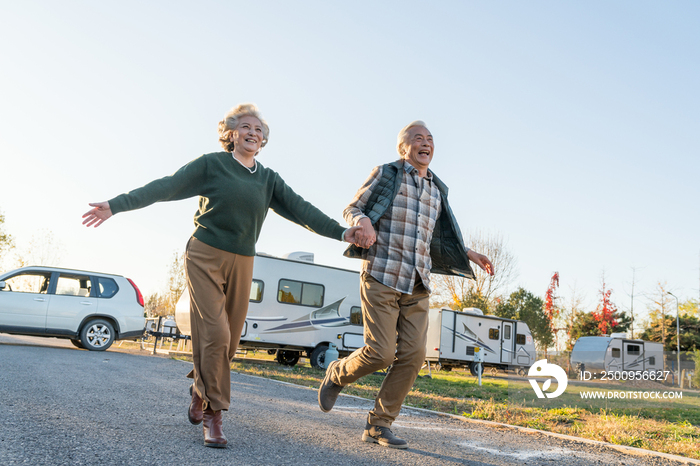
[460,443,588,460]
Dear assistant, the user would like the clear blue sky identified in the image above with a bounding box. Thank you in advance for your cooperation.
[1,1,698,327]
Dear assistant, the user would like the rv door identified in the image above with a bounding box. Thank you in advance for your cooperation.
[622,340,643,371]
[501,322,513,364]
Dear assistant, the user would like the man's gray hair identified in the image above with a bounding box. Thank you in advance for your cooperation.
[218,103,270,152]
[396,120,429,158]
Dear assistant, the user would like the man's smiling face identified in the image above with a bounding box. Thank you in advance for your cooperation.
[403,126,434,175]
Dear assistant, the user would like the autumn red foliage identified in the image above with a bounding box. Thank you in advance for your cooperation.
[544,272,559,333]
[593,280,618,334]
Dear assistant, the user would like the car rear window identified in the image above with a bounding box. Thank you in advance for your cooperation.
[56,274,93,297]
[97,277,119,298]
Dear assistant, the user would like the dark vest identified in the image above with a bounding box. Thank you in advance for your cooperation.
[343,161,475,280]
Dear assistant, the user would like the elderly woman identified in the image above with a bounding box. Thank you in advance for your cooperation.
[82,103,359,448]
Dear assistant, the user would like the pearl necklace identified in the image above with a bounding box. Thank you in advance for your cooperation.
[232,154,257,174]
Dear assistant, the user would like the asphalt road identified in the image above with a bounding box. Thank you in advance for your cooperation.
[0,334,695,466]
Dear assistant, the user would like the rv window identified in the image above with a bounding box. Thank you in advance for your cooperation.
[350,306,362,325]
[504,326,511,340]
[278,280,302,304]
[489,328,499,340]
[648,356,656,366]
[249,280,263,302]
[516,334,526,345]
[277,279,324,307]
[612,348,621,358]
[627,345,641,355]
[301,283,324,307]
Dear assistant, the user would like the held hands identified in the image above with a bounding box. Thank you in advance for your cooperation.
[82,202,113,228]
[343,218,376,249]
[467,249,495,276]
[353,217,376,249]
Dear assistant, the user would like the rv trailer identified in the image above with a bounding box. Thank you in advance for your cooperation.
[175,252,364,368]
[425,308,537,376]
[570,334,663,374]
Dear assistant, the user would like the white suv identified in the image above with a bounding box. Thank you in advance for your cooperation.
[0,266,145,351]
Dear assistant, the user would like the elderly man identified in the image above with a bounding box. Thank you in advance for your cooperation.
[318,120,494,449]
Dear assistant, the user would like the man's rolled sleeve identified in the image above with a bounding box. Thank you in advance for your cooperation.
[343,166,383,226]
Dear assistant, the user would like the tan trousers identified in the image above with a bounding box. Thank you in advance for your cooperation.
[185,237,254,412]
[329,272,430,427]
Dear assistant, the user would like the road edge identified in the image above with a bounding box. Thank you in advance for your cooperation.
[222,365,700,466]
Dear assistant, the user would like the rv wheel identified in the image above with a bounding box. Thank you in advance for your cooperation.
[275,350,300,366]
[517,367,527,377]
[469,362,483,377]
[309,345,329,369]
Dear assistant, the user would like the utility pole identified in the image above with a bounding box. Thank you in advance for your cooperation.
[630,267,636,339]
[667,292,681,387]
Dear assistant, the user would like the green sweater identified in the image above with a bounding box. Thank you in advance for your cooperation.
[108,152,346,256]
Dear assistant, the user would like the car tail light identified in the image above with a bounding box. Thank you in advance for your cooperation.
[127,278,144,307]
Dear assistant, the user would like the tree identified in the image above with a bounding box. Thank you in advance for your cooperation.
[432,230,517,314]
[680,298,699,318]
[646,282,673,348]
[569,309,632,344]
[0,208,15,271]
[544,272,560,349]
[592,278,618,335]
[145,251,186,317]
[570,311,602,342]
[621,266,644,339]
[640,315,700,352]
[560,283,586,351]
[165,251,186,314]
[17,229,64,267]
[144,292,170,317]
[494,288,553,352]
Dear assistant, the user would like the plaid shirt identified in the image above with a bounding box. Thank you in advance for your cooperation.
[344,161,442,294]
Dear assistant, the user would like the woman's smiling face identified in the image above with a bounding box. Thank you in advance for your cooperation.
[230,115,265,156]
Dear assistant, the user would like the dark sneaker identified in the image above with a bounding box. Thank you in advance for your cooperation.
[318,359,343,412]
[361,423,408,449]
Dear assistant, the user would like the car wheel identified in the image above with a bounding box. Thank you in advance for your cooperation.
[70,339,84,349]
[275,350,300,366]
[309,345,329,369]
[80,319,115,351]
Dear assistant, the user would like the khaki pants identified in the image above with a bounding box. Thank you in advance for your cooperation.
[329,273,429,427]
[185,237,254,412]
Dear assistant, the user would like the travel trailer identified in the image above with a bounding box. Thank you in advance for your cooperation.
[175,252,364,369]
[570,334,664,374]
[425,307,537,376]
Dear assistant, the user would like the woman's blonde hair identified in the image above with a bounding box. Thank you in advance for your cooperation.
[396,120,428,158]
[218,103,270,152]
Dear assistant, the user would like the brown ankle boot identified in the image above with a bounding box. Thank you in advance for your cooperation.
[202,408,227,448]
[188,384,203,425]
